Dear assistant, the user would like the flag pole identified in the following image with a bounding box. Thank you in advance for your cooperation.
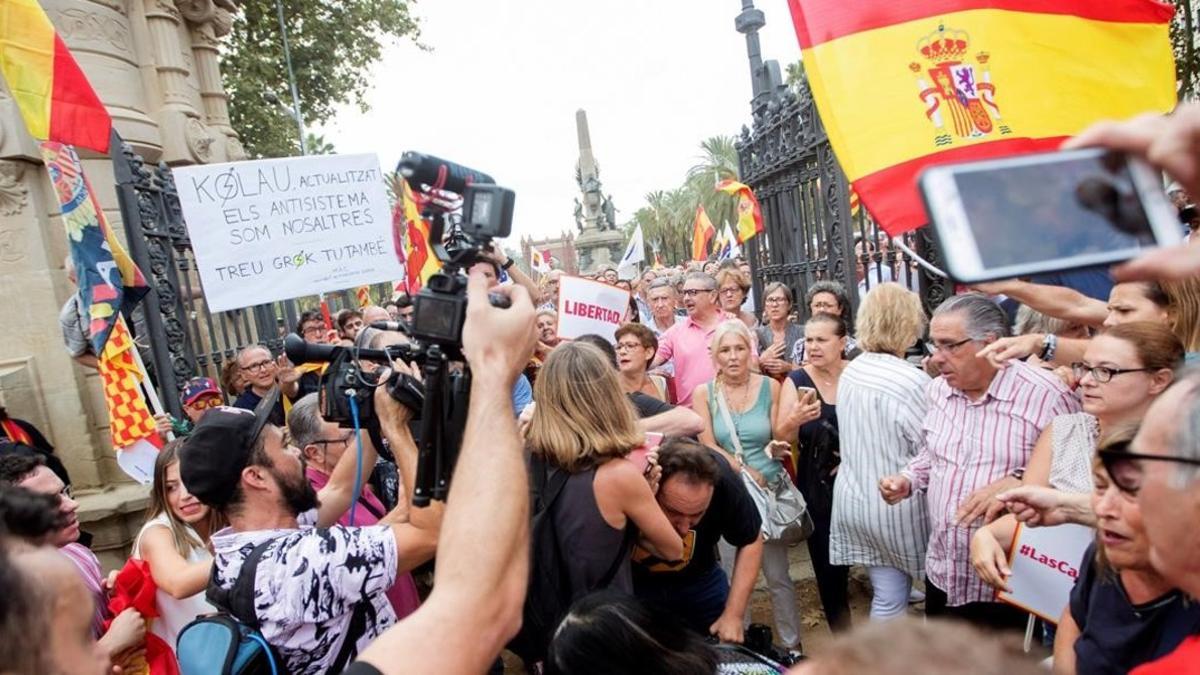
[124,316,174,442]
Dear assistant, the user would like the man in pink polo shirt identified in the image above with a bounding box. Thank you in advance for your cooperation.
[654,272,753,405]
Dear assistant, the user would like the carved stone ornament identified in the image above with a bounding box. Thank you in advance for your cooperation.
[176,0,215,24]
[185,118,215,162]
[0,161,28,217]
[56,8,131,50]
[153,0,182,22]
[86,0,125,14]
[225,135,247,161]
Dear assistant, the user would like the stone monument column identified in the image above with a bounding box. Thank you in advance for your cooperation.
[0,0,244,569]
[571,109,625,275]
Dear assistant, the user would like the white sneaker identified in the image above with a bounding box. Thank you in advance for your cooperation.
[908,588,926,603]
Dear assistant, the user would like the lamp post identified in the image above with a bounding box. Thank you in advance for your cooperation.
[274,0,308,155]
[734,0,785,116]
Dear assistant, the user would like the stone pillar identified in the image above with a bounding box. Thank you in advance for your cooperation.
[0,0,245,569]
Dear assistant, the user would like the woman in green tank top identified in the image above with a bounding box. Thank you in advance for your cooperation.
[692,320,802,656]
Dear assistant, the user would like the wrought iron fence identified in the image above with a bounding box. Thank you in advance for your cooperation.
[735,87,951,326]
[112,141,393,418]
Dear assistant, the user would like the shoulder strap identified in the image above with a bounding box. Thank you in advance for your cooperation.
[207,539,274,628]
[330,596,374,673]
[713,385,745,459]
[597,522,637,589]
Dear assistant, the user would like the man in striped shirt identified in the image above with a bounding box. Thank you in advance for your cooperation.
[880,294,1079,630]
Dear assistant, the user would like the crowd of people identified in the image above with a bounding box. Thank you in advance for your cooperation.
[2,104,1200,675]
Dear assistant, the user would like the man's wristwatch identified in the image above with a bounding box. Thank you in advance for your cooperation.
[501,257,515,270]
[1038,333,1058,362]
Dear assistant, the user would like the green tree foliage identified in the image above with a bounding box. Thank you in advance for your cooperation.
[222,0,423,159]
[624,135,741,266]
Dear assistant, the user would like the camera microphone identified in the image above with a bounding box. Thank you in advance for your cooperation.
[283,334,392,365]
[369,321,410,334]
[397,152,495,195]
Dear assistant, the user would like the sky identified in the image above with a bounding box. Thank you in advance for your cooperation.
[320,0,802,250]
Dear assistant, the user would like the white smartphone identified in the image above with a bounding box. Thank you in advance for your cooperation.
[919,148,1182,283]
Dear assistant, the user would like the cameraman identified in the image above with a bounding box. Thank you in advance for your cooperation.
[345,267,537,674]
[178,368,445,674]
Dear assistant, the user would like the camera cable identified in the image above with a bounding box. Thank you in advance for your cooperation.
[347,390,366,527]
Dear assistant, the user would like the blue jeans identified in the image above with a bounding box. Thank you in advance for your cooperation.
[636,564,730,635]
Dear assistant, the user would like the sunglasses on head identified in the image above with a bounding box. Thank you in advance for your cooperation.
[1098,440,1200,495]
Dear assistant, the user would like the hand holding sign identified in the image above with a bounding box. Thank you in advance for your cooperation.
[997,522,1093,623]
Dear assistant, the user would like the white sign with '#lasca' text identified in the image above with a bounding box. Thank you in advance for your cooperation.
[556,276,631,343]
[997,522,1094,623]
[174,154,404,312]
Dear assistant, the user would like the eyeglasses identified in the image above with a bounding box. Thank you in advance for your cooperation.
[189,396,222,410]
[926,337,974,354]
[718,287,743,296]
[312,431,355,448]
[615,341,645,353]
[1070,363,1151,384]
[242,359,274,372]
[301,324,325,336]
[764,296,789,305]
[1098,444,1200,495]
[681,288,715,297]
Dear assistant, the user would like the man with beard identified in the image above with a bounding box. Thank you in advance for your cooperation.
[179,388,442,675]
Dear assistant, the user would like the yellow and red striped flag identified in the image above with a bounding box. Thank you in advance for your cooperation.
[0,0,112,152]
[397,178,441,291]
[717,180,764,243]
[691,205,716,261]
[99,317,162,484]
[354,285,371,308]
[786,0,1177,236]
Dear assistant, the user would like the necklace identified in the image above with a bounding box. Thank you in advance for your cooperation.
[810,365,842,390]
[723,377,753,413]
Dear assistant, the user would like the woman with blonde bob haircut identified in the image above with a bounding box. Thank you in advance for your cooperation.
[829,283,933,620]
[693,320,803,653]
[524,341,683,659]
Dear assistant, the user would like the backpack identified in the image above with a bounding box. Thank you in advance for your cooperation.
[176,540,284,675]
[507,457,634,665]
[176,537,372,675]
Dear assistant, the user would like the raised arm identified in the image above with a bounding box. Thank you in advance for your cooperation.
[638,406,704,437]
[971,279,1107,327]
[353,268,537,675]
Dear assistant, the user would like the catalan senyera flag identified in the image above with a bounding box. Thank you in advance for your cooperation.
[397,177,441,292]
[787,0,1178,236]
[41,141,149,355]
[354,285,371,308]
[692,205,716,261]
[716,180,764,243]
[0,0,112,152]
[99,317,162,484]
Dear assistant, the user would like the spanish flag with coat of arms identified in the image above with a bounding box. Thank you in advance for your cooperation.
[786,0,1178,236]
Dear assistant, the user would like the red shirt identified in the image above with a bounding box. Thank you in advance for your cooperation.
[1132,636,1200,675]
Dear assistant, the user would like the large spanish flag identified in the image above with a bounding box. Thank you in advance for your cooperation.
[0,0,112,152]
[787,0,1177,236]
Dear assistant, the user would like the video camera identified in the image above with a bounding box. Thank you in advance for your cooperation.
[286,152,516,506]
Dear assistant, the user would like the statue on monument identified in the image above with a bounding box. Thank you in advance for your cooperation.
[572,109,625,272]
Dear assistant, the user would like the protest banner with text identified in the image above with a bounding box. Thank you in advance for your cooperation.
[556,276,631,343]
[997,522,1093,623]
[174,154,404,312]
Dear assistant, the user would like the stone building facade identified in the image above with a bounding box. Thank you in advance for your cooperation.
[520,231,578,276]
[0,0,244,568]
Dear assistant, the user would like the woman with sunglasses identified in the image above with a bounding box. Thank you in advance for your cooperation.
[1054,429,1200,675]
[971,322,1183,592]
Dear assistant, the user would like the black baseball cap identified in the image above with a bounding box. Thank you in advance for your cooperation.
[179,388,280,508]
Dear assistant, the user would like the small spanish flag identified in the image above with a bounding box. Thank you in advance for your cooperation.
[717,180,764,244]
[355,286,371,308]
[787,0,1177,236]
[0,0,112,152]
[692,205,716,262]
